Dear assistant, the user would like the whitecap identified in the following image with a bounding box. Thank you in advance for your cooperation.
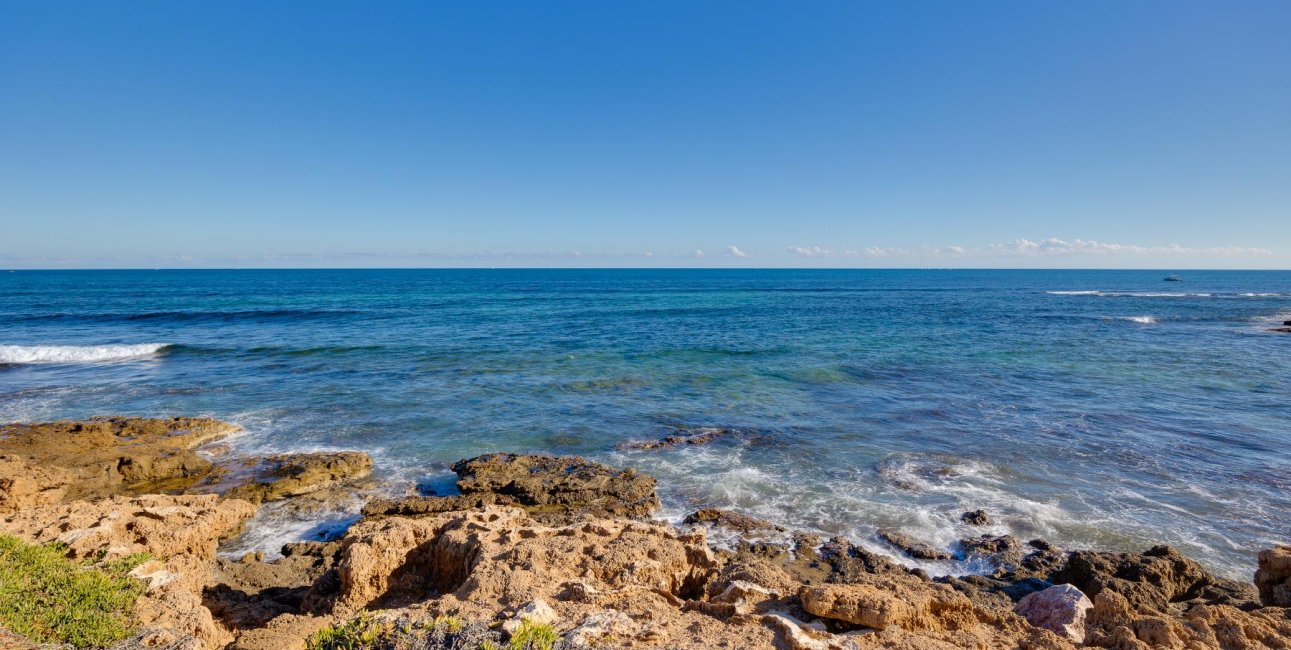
[1120,316,1157,324]
[0,343,170,364]
[1046,290,1103,295]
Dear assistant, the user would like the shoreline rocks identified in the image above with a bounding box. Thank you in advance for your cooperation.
[2,416,1290,649]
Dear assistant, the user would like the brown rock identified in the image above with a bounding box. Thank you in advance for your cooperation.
[0,455,73,512]
[0,417,238,501]
[0,493,256,650]
[878,528,953,561]
[961,509,992,526]
[800,573,976,632]
[1256,545,1291,607]
[1051,545,1258,613]
[684,508,782,533]
[362,453,659,522]
[212,452,373,504]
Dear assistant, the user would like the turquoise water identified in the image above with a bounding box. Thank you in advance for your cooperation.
[1,269,1288,577]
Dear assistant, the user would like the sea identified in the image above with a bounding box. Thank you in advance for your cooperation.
[1,269,1288,579]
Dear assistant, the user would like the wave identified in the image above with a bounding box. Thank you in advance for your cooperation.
[1119,316,1157,324]
[9,308,361,324]
[0,343,171,364]
[1048,290,1284,299]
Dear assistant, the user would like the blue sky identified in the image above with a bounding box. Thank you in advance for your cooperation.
[1,1,1288,268]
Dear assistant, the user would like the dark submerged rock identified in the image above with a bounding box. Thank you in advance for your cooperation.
[619,426,734,451]
[877,528,954,560]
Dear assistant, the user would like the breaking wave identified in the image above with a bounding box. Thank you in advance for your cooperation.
[0,343,170,364]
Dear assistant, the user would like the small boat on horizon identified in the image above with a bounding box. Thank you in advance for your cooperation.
[1164,275,1183,282]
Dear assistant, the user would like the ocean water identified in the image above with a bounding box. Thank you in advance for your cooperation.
[1,269,1288,578]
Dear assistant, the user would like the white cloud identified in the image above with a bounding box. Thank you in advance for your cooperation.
[694,249,705,257]
[725,245,748,258]
[834,238,1273,260]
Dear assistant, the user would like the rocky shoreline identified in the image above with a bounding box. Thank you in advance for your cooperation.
[1,417,1289,650]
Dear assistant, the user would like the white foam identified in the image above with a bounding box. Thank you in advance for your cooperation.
[0,343,169,364]
[1120,316,1157,324]
[1046,290,1102,295]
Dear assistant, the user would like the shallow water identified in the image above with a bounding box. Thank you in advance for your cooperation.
[1,269,1288,577]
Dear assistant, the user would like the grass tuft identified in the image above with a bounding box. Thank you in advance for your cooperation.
[0,535,148,648]
[508,619,558,650]
[305,611,386,650]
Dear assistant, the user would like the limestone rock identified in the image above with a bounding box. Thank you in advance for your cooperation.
[878,528,953,561]
[0,493,255,560]
[216,451,373,504]
[501,598,557,634]
[1014,584,1092,642]
[684,507,782,533]
[1256,545,1291,607]
[800,573,976,632]
[0,455,73,512]
[362,453,659,521]
[0,417,238,499]
[961,509,991,526]
[1051,545,1257,612]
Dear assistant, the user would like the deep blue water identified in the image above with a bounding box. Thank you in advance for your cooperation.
[1,269,1288,577]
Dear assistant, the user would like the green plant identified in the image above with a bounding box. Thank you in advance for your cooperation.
[0,535,148,648]
[508,619,558,650]
[433,614,465,633]
[478,641,501,650]
[305,611,385,650]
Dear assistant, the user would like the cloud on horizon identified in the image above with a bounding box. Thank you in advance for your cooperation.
[789,238,1274,260]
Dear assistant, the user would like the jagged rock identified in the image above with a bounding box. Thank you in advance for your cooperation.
[0,417,238,500]
[800,572,976,631]
[1014,584,1092,642]
[959,534,1025,569]
[1256,545,1291,606]
[878,528,953,560]
[362,453,659,522]
[0,493,256,650]
[684,508,782,533]
[961,509,991,526]
[1051,545,1258,613]
[0,455,74,512]
[214,452,373,504]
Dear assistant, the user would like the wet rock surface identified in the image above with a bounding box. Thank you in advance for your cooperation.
[362,453,660,522]
[877,528,954,561]
[0,417,238,501]
[961,509,991,526]
[212,452,373,504]
[684,508,783,533]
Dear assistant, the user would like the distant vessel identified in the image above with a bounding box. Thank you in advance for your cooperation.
[1164,275,1183,282]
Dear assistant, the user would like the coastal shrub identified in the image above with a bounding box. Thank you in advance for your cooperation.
[507,620,558,650]
[306,611,386,650]
[0,535,148,648]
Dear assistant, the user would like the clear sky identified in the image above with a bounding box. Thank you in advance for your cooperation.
[1,1,1288,269]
